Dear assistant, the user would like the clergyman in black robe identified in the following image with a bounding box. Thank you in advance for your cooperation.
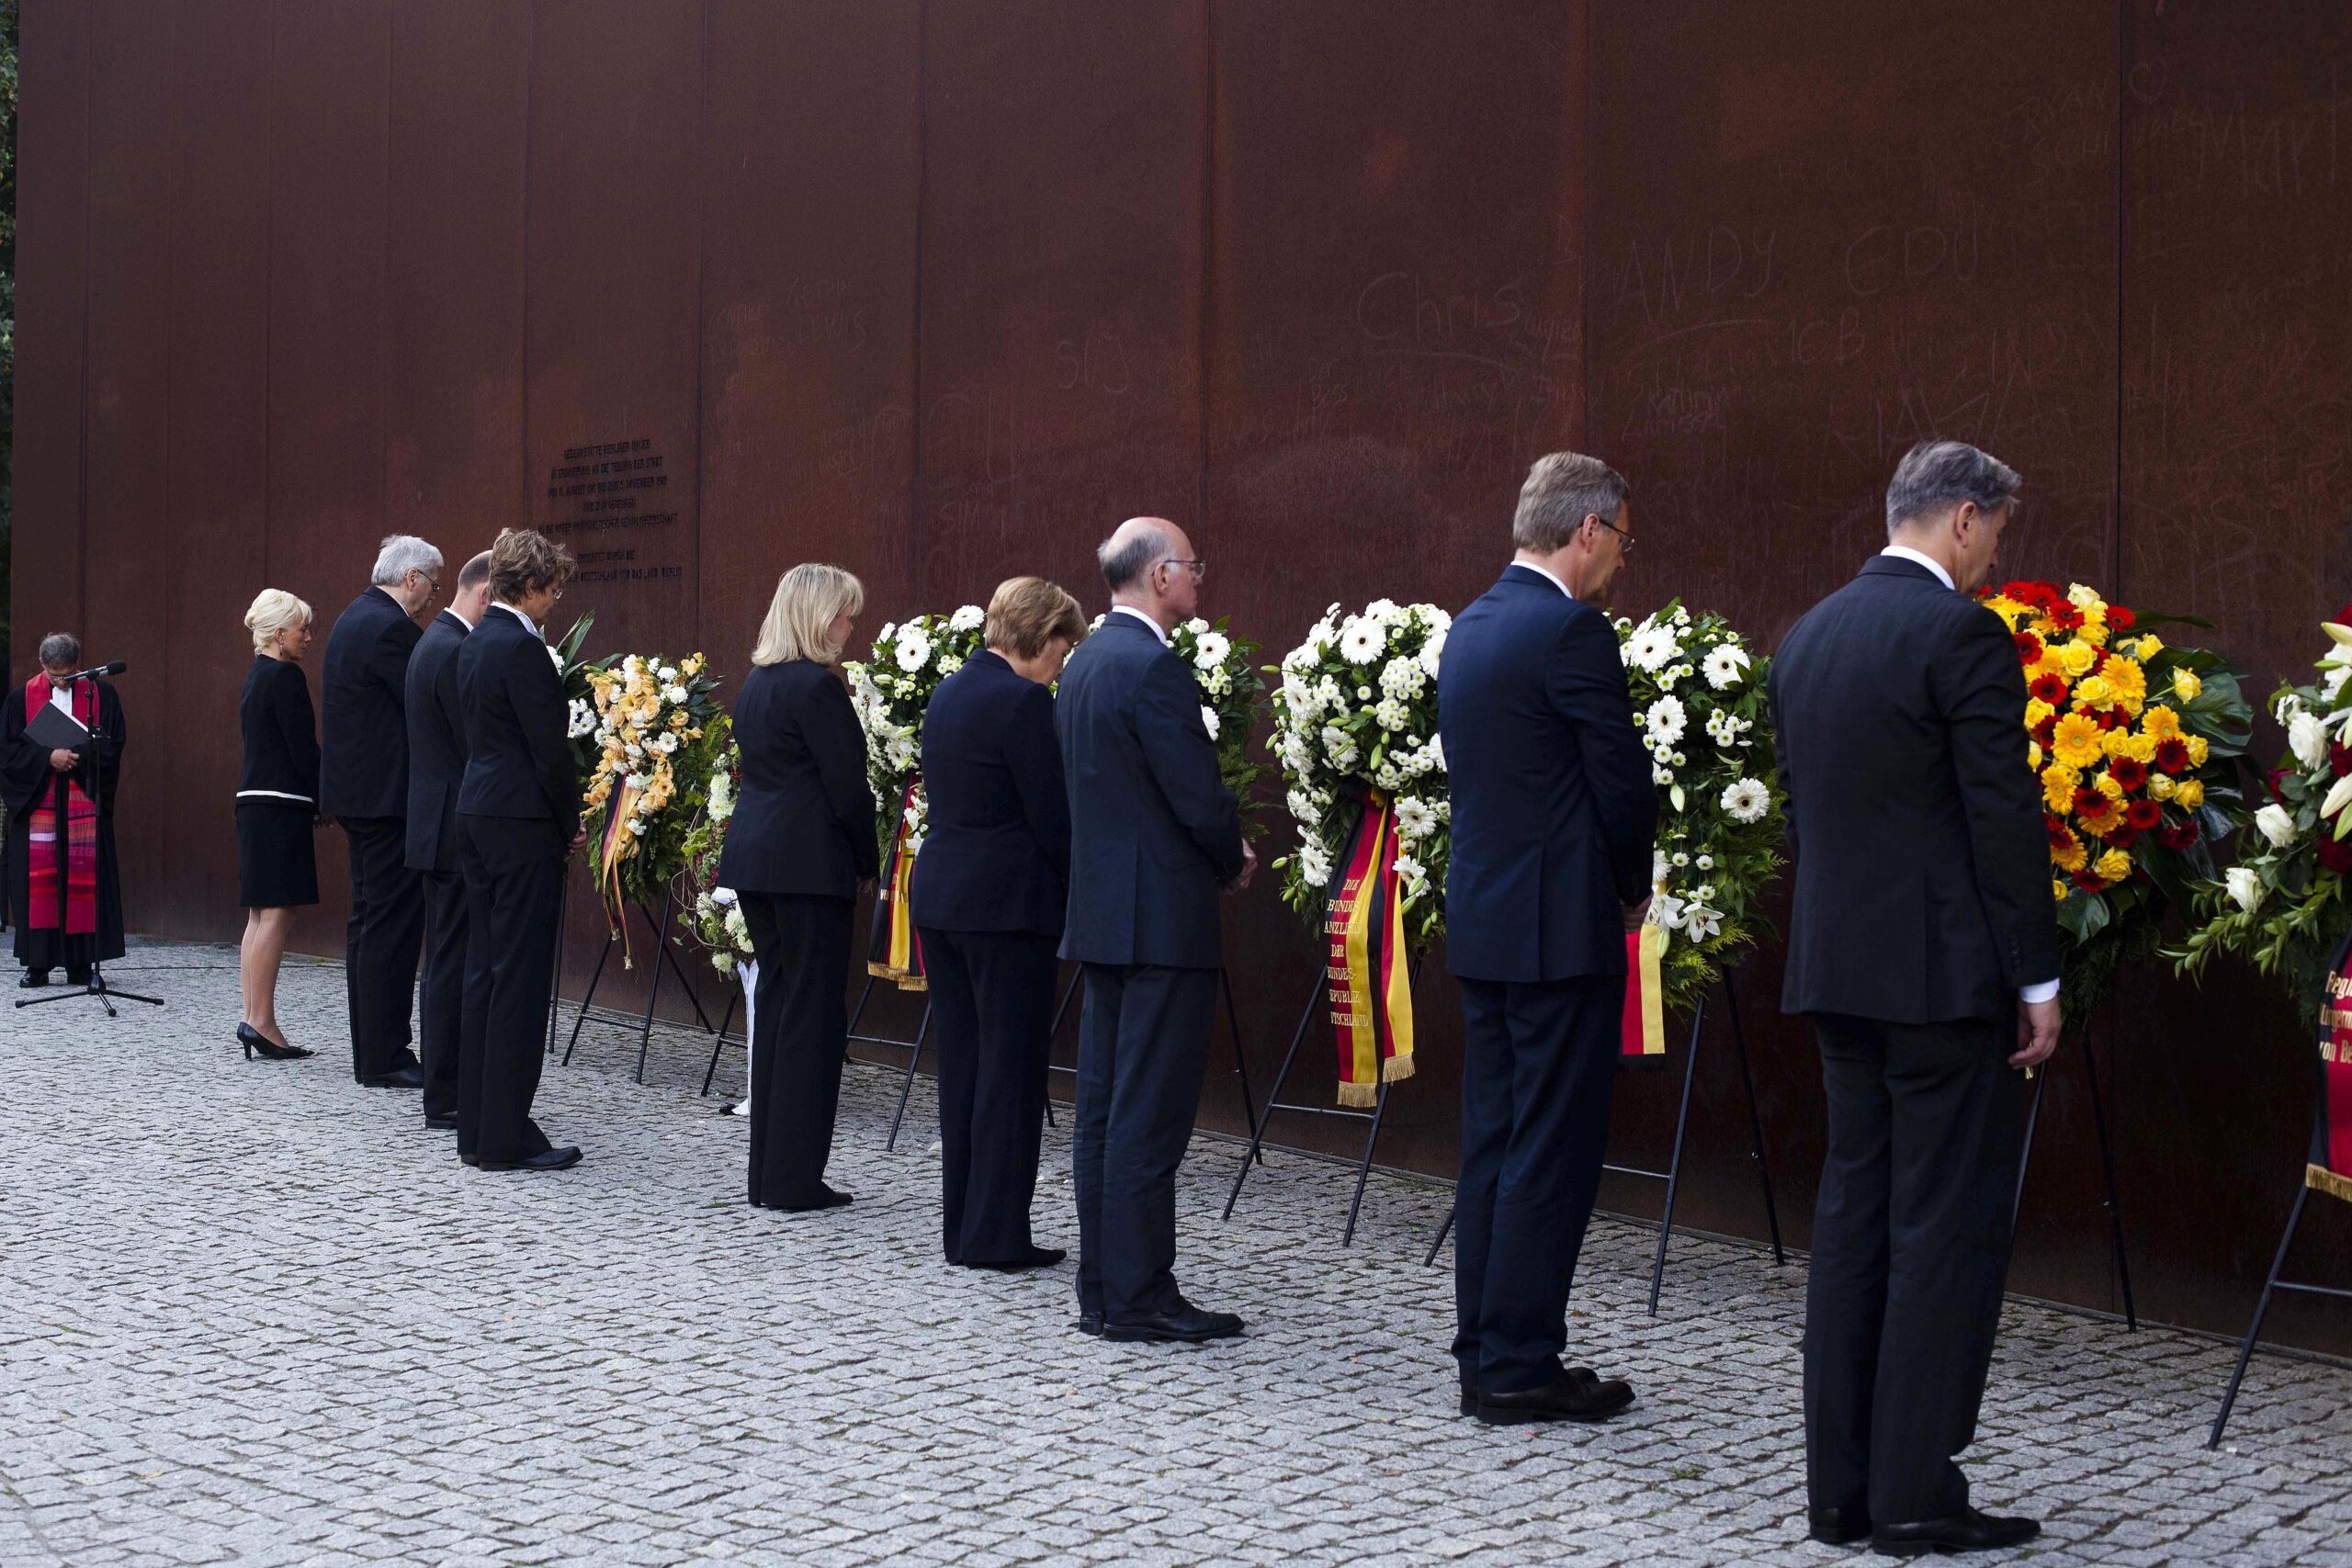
[6,640,127,986]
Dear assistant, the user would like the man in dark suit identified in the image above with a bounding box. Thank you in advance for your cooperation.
[1438,452,1657,1427]
[404,550,492,1131]
[454,529,586,1173]
[321,536,441,1087]
[1770,440,2061,1556]
[1057,517,1251,1342]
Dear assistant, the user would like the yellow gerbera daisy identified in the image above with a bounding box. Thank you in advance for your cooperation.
[2141,705,2183,742]
[1982,596,2028,630]
[2052,713,2106,770]
[2105,657,2147,713]
[2052,832,2088,873]
[2041,764,2082,814]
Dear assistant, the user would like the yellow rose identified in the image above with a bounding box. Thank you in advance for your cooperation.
[2103,728,2155,763]
[2142,705,2183,742]
[2174,778,2205,809]
[2026,698,2055,729]
[2171,668,2201,702]
[2052,879,2070,902]
[2052,713,2106,770]
[2133,633,2165,660]
[2074,675,2115,709]
[2094,847,2133,883]
[2057,640,2098,678]
[2041,764,2081,813]
[2095,771,2124,801]
[2029,740,2044,771]
[2078,615,2109,649]
[2149,772,2176,800]
[2187,735,2210,766]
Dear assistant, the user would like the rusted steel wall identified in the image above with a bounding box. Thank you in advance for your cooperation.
[11,0,2346,1348]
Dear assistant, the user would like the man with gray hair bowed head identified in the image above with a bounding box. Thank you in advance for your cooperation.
[1770,440,2060,1556]
[320,534,442,1089]
[1057,516,1253,1342]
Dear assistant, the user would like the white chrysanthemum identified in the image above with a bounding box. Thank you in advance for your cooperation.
[1373,697,1410,732]
[1394,795,1436,840]
[1721,777,1770,823]
[1644,694,1688,747]
[1298,838,1334,887]
[549,646,565,671]
[1199,665,1233,698]
[1340,616,1385,665]
[1200,705,1221,741]
[1378,656,1425,701]
[936,655,964,678]
[1374,761,1404,793]
[1623,624,1680,672]
[1702,644,1750,690]
[1418,626,1447,679]
[949,604,986,632]
[1393,852,1426,890]
[894,629,932,672]
[1286,787,1321,824]
[1365,597,1402,624]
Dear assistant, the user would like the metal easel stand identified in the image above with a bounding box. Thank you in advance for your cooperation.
[1419,973,1785,1316]
[2207,1179,2351,1448]
[557,883,719,1082]
[699,987,743,1097]
[843,973,934,1152]
[1042,964,1262,1158]
[1220,955,1428,1247]
[2010,1012,2136,1330]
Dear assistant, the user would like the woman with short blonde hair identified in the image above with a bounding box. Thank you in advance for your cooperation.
[233,589,323,1060]
[984,576,1087,662]
[720,562,879,1210]
[753,563,865,668]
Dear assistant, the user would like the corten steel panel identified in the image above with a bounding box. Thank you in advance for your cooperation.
[1587,2,2123,1311]
[162,0,277,942]
[1209,0,1589,1174]
[268,0,394,957]
[697,0,919,688]
[79,2,177,925]
[8,0,91,679]
[384,0,529,560]
[2119,0,2352,1348]
[526,0,706,1029]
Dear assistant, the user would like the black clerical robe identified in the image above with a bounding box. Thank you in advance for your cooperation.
[5,678,127,975]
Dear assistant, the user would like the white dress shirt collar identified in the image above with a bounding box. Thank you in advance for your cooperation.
[490,601,541,638]
[1111,604,1170,646]
[443,605,477,632]
[1510,558,1577,600]
[1879,545,1956,592]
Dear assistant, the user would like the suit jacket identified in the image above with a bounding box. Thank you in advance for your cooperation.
[716,658,879,900]
[1438,565,1657,984]
[910,649,1070,937]
[1055,611,1243,969]
[403,609,470,872]
[454,604,579,826]
[319,585,423,819]
[236,656,322,806]
[1769,555,2061,1023]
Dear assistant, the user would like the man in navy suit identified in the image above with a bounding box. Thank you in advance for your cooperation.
[320,535,442,1088]
[1057,517,1252,1342]
[1770,441,2058,1556]
[1438,453,1657,1426]
[404,549,492,1131]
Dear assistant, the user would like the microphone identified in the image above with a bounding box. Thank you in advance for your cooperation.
[67,661,126,680]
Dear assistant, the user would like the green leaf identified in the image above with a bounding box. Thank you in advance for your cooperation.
[2056,890,2111,944]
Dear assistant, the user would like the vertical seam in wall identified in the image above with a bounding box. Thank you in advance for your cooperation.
[1579,0,1594,455]
[2111,0,2128,599]
[262,3,276,586]
[518,0,536,532]
[381,0,393,537]
[909,0,929,599]
[75,8,92,637]
[1196,0,1214,535]
[161,1,179,901]
[690,0,710,644]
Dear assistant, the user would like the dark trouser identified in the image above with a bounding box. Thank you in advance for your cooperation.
[417,868,469,1119]
[1452,974,1622,1394]
[741,892,852,1208]
[456,815,565,1165]
[1804,1012,2026,1526]
[338,815,424,1081]
[1073,963,1216,1321]
[922,926,1057,1264]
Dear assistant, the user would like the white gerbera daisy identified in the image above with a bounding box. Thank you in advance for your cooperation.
[1624,625,1680,672]
[949,604,986,632]
[1193,630,1231,670]
[1702,643,1751,690]
[1298,839,1334,887]
[1340,616,1386,665]
[1200,705,1222,741]
[1394,795,1436,840]
[1721,777,1770,823]
[894,629,932,672]
[1418,626,1447,678]
[1645,694,1688,747]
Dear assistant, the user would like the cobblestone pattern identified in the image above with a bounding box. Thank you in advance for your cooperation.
[1,943,2347,1566]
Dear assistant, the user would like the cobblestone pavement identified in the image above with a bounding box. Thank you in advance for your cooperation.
[2,943,2348,1567]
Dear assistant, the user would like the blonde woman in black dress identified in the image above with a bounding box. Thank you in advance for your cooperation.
[236,590,322,1061]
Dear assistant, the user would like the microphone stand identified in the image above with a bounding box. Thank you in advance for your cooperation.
[17,673,164,1017]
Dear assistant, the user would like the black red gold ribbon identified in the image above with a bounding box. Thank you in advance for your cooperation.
[2313,935,2352,1203]
[1324,789,1414,1107]
[866,777,926,992]
[1620,923,1666,1067]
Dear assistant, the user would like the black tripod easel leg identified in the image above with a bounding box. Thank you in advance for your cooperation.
[1341,1079,1393,1248]
[885,1002,933,1152]
[560,934,617,1066]
[701,990,741,1098]
[1723,979,1784,1265]
[631,889,679,1085]
[2075,1024,2137,1329]
[645,899,720,1036]
[2009,1032,2057,1230]
[545,882,571,1056]
[1043,966,1081,1132]
[1422,1206,1453,1269]
[2208,1184,2311,1450]
[1647,995,1710,1316]
[1219,967,1263,1160]
[1221,972,1325,1221]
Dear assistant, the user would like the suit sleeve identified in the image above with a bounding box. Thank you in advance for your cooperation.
[1548,610,1657,905]
[507,639,579,826]
[434,649,467,766]
[1930,605,2062,990]
[1136,654,1245,883]
[801,674,880,882]
[369,615,423,712]
[1009,681,1072,891]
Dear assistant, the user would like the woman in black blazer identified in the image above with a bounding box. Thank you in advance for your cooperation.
[911,577,1086,1269]
[235,589,322,1061]
[718,562,879,1212]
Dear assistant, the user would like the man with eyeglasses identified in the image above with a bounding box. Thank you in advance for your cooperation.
[1057,515,1253,1343]
[321,534,442,1089]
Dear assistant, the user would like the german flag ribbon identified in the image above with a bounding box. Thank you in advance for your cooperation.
[866,777,927,992]
[1620,922,1667,1067]
[2312,932,2352,1204]
[596,780,643,966]
[1324,788,1414,1107]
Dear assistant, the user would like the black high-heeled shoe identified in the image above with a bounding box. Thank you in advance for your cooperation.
[237,1022,312,1061]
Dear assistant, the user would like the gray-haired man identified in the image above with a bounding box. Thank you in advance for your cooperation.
[321,535,442,1088]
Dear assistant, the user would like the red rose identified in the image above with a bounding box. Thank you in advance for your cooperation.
[2125,798,2163,830]
[2335,603,2352,626]
[2156,738,2192,774]
[2030,673,2070,705]
[2321,831,2352,875]
[2109,604,2136,630]
[2014,631,2043,663]
[2108,757,2149,791]
[2330,742,2352,780]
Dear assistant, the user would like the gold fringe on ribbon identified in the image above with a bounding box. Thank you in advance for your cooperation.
[2306,1162,2352,1205]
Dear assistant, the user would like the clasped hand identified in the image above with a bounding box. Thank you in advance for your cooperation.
[48,748,78,773]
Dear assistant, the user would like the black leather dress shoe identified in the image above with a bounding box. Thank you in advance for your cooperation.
[424,1112,458,1130]
[478,1145,582,1172]
[1475,1371,1634,1426]
[1101,1299,1244,1343]
[960,1246,1068,1271]
[1871,1509,2039,1558]
[758,1183,853,1213]
[1460,1365,1596,1416]
[1074,1313,1104,1337]
[17,971,49,989]
[360,1066,425,1089]
[1808,1505,1871,1546]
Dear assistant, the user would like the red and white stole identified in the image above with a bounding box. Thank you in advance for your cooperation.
[22,676,98,934]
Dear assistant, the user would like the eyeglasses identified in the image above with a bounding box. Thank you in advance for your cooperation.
[1590,517,1635,556]
[415,570,441,592]
[1159,558,1207,581]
